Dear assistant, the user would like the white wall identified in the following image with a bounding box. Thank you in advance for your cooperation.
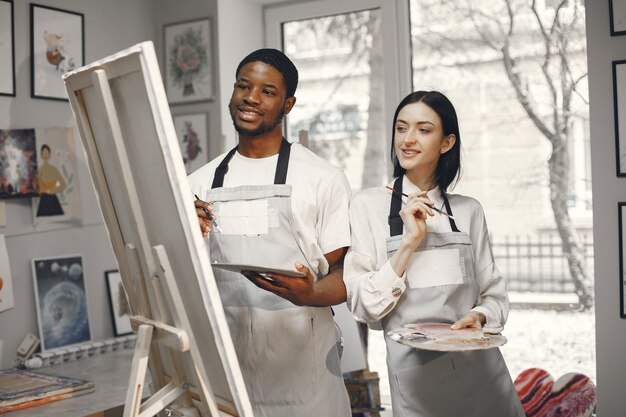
[0,0,158,369]
[586,1,626,414]
[216,0,264,151]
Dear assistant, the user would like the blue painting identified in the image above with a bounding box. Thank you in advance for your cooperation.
[32,255,91,350]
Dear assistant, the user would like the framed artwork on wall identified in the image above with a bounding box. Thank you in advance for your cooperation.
[617,202,626,318]
[164,17,214,105]
[610,0,626,36]
[613,59,626,176]
[0,0,15,97]
[173,112,209,174]
[0,129,38,199]
[32,255,91,350]
[105,270,133,336]
[30,3,84,101]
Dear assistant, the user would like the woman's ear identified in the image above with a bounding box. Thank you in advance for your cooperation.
[440,134,456,154]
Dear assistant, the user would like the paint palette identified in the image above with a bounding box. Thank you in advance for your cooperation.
[514,368,596,417]
[387,322,507,351]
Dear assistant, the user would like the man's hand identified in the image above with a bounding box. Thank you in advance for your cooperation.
[242,262,316,306]
[450,311,486,330]
[194,199,213,237]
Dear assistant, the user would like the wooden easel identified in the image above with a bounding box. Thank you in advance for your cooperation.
[63,42,254,417]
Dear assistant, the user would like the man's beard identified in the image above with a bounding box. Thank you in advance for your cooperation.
[231,105,286,138]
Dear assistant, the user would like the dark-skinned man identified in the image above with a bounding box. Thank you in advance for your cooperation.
[189,48,352,417]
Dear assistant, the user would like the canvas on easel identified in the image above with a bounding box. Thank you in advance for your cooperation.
[63,41,252,417]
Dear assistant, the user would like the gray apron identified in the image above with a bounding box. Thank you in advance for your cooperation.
[383,176,524,417]
[205,139,351,417]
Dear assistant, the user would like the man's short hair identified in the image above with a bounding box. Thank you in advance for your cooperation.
[236,48,299,98]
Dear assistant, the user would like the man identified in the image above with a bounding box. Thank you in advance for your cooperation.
[188,48,352,417]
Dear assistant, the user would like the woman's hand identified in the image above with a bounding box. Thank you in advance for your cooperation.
[451,311,486,330]
[399,190,434,246]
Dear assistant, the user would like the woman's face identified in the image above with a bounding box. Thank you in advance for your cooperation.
[41,148,50,161]
[394,101,454,176]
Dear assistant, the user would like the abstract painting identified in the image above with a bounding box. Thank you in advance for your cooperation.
[32,128,81,224]
[30,4,84,101]
[173,113,208,174]
[0,129,38,199]
[32,255,91,350]
[0,235,14,313]
[105,270,132,336]
[164,18,213,104]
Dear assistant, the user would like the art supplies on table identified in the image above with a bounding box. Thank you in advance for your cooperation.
[387,322,507,351]
[0,368,94,413]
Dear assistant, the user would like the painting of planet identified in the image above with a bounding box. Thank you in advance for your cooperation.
[31,255,91,350]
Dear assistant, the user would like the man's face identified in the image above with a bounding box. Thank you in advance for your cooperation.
[229,61,295,138]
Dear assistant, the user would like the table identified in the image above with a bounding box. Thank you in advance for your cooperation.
[7,348,148,417]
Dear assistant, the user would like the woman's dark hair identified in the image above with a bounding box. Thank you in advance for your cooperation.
[390,90,461,192]
[40,144,51,153]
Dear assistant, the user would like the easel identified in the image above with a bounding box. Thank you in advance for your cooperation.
[63,42,254,417]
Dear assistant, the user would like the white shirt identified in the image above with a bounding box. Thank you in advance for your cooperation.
[344,176,509,331]
[188,142,352,276]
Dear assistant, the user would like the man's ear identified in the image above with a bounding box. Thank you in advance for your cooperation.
[284,96,297,115]
[441,134,456,154]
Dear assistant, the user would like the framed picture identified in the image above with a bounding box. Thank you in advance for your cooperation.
[32,255,91,350]
[105,270,133,336]
[0,0,15,97]
[611,0,626,36]
[164,17,214,104]
[617,202,626,318]
[613,60,626,176]
[30,3,84,101]
[0,129,38,199]
[173,113,209,174]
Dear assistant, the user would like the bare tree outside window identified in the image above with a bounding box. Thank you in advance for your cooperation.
[410,0,593,309]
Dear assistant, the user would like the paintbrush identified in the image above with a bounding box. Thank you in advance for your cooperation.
[385,185,455,220]
[194,194,222,232]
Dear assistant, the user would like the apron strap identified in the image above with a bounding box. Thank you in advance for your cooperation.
[211,138,292,189]
[388,176,404,237]
[387,175,460,235]
[441,191,460,233]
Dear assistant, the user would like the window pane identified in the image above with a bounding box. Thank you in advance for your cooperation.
[283,8,387,190]
[410,0,594,385]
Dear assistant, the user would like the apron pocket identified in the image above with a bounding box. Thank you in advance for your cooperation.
[406,248,463,288]
[394,354,464,416]
[249,308,317,405]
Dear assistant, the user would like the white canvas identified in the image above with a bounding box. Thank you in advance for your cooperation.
[0,235,14,313]
[63,41,252,416]
[32,128,81,224]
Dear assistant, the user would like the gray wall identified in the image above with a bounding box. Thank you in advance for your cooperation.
[0,0,221,369]
[586,1,626,414]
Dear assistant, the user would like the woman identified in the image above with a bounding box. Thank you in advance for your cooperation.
[344,91,524,416]
[37,144,66,217]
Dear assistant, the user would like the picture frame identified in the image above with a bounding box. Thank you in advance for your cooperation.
[32,255,91,351]
[620,203,626,318]
[613,60,626,176]
[0,129,38,200]
[610,0,626,36]
[164,17,214,105]
[0,0,15,97]
[30,3,84,101]
[105,270,133,336]
[173,112,209,174]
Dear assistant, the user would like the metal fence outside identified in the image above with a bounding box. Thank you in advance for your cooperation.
[491,234,594,294]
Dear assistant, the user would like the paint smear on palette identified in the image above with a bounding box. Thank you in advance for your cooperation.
[387,322,507,351]
[514,368,595,417]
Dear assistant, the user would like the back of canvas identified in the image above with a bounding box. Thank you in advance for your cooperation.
[63,42,252,417]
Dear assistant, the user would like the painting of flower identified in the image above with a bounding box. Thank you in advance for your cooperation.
[173,113,208,174]
[164,18,213,104]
